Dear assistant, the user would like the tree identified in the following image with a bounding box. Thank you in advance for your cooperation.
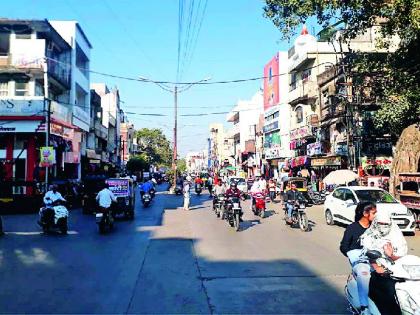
[135,128,173,167]
[263,0,420,137]
[126,154,148,173]
[177,158,187,174]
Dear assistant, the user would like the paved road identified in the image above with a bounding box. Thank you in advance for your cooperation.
[1,185,419,314]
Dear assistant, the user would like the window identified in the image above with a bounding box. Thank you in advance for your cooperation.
[333,189,345,200]
[290,73,297,91]
[0,81,8,96]
[354,190,397,204]
[0,33,10,56]
[15,31,32,39]
[343,189,357,203]
[296,106,303,124]
[35,80,43,96]
[301,69,311,82]
[15,81,29,96]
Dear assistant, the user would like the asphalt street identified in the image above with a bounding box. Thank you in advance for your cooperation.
[1,184,419,314]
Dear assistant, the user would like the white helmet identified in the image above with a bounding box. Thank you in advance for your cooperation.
[186,176,192,181]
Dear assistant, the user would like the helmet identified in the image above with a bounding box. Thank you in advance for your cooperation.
[230,182,237,189]
[186,176,192,181]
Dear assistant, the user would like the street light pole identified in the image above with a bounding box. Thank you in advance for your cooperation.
[173,86,178,189]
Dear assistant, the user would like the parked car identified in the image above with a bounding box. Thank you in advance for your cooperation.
[324,186,416,234]
[228,177,248,196]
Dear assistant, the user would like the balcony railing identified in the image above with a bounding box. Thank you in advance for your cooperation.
[289,80,318,105]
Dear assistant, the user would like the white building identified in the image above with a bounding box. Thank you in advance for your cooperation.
[226,91,263,175]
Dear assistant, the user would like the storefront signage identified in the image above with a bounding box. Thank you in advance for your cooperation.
[50,123,74,139]
[307,142,323,156]
[73,107,90,131]
[51,101,72,123]
[40,146,55,167]
[361,157,393,170]
[0,120,44,133]
[263,121,279,133]
[335,144,348,156]
[265,148,282,160]
[290,126,312,140]
[311,156,341,167]
[0,99,44,116]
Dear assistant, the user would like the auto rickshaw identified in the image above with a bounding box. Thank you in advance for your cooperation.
[106,178,135,220]
[284,177,311,204]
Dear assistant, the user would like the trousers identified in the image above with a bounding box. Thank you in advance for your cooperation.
[183,193,190,210]
[353,262,371,307]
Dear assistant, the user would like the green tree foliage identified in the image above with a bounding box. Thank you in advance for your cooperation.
[177,158,187,174]
[126,154,148,173]
[135,128,173,167]
[263,0,420,137]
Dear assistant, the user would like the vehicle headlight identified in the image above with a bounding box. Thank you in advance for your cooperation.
[299,204,305,209]
[402,265,420,279]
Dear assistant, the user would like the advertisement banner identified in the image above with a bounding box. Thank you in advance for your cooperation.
[290,126,312,140]
[263,121,279,133]
[361,157,393,170]
[39,147,55,167]
[106,179,130,197]
[311,156,341,167]
[307,142,323,156]
[263,53,279,111]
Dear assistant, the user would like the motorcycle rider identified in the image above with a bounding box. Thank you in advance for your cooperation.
[41,185,66,225]
[139,180,153,198]
[213,180,226,209]
[96,182,117,218]
[225,182,244,221]
[250,177,263,210]
[284,183,305,224]
[340,202,377,315]
[207,176,214,197]
[194,176,204,188]
[360,210,408,315]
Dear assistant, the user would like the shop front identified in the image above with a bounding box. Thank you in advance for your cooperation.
[310,156,345,179]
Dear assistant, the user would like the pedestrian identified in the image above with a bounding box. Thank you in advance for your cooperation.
[268,179,276,202]
[183,176,192,210]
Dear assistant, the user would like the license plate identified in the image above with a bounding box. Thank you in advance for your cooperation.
[95,213,103,222]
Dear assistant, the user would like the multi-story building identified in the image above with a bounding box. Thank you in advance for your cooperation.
[91,83,121,169]
[208,123,225,171]
[226,91,263,177]
[120,114,135,167]
[262,51,293,178]
[0,19,90,184]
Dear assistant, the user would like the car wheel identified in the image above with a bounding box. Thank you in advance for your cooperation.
[325,209,334,226]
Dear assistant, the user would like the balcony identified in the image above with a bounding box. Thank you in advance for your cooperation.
[94,120,108,140]
[289,80,318,105]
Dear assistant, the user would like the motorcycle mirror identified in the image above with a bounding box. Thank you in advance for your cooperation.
[366,250,382,260]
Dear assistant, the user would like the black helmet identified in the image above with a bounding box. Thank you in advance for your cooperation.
[230,182,237,189]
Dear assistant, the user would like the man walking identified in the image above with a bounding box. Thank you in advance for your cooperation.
[183,176,192,210]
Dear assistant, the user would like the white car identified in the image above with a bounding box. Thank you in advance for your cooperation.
[324,186,416,234]
[228,177,248,195]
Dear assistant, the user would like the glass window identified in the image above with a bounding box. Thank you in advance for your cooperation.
[333,189,345,200]
[296,107,303,123]
[343,189,357,202]
[0,81,8,96]
[354,190,398,203]
[35,80,43,96]
[0,33,10,56]
[15,81,29,96]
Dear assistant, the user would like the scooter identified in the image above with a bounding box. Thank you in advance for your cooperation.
[251,192,266,218]
[38,200,69,235]
[95,205,114,234]
[195,183,202,196]
[142,192,152,208]
[346,250,420,315]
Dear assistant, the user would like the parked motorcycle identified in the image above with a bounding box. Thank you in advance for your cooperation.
[142,192,152,208]
[95,206,114,234]
[284,200,309,232]
[346,250,420,315]
[38,200,68,235]
[251,192,266,218]
[195,183,202,196]
[225,197,242,231]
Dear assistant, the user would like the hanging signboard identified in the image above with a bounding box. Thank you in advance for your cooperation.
[311,156,341,167]
[307,142,323,156]
[290,126,312,140]
[361,157,393,170]
[39,146,55,167]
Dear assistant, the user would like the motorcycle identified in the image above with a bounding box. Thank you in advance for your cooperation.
[38,200,69,235]
[251,192,266,218]
[195,183,202,196]
[213,194,225,218]
[150,187,156,199]
[142,192,152,208]
[95,205,114,234]
[174,185,182,195]
[225,197,242,232]
[284,200,309,232]
[346,250,420,315]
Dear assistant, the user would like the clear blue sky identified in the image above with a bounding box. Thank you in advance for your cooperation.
[2,0,318,156]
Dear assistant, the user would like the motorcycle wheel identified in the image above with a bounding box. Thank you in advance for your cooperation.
[299,213,309,232]
[98,222,106,234]
[291,212,299,228]
[234,213,240,231]
[259,209,265,219]
[60,218,68,235]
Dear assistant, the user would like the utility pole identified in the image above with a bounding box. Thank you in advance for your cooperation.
[43,57,50,190]
[173,86,178,189]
